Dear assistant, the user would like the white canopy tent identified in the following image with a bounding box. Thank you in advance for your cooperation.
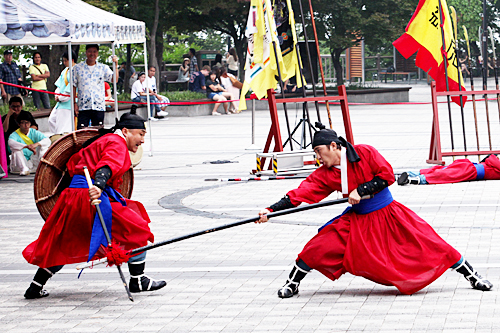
[0,0,154,153]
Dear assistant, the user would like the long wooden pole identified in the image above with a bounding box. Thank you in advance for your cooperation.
[83,167,134,302]
[438,0,455,155]
[463,26,480,157]
[307,0,332,129]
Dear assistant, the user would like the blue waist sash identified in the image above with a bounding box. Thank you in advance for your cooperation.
[473,163,485,180]
[318,187,394,232]
[69,174,127,261]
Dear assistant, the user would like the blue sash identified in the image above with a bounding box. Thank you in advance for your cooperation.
[318,187,394,232]
[474,163,485,180]
[69,174,127,261]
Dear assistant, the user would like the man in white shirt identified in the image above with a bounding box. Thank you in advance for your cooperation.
[147,66,169,116]
[72,44,119,129]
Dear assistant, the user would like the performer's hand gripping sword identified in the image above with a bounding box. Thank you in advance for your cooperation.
[77,195,371,270]
[83,166,134,302]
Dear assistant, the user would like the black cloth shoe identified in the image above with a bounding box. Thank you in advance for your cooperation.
[128,261,166,293]
[24,284,49,299]
[277,264,309,298]
[455,260,493,291]
[397,172,409,185]
[129,275,167,293]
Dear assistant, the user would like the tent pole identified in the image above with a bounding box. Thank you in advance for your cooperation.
[112,42,119,120]
[144,41,153,157]
[68,41,75,132]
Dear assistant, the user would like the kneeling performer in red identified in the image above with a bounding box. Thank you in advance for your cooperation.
[22,109,166,299]
[257,125,492,298]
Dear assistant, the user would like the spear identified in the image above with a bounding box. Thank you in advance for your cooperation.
[487,26,500,125]
[450,7,467,154]
[76,195,368,270]
[463,26,480,157]
[83,167,134,302]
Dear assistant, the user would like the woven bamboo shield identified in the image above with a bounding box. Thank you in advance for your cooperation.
[34,129,134,221]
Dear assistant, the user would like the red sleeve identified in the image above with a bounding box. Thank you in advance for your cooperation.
[483,154,500,172]
[357,145,395,186]
[93,135,128,177]
[104,82,110,91]
[286,166,337,205]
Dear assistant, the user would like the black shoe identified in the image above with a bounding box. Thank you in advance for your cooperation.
[277,281,299,298]
[129,275,167,293]
[455,260,493,291]
[24,285,49,299]
[469,272,493,291]
[397,172,409,185]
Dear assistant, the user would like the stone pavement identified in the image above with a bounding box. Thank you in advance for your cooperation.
[1,81,500,332]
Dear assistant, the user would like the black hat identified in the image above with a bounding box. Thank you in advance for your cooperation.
[117,105,146,130]
[4,50,12,55]
[312,122,360,163]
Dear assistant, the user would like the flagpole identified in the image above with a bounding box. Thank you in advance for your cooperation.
[450,7,467,154]
[437,0,455,154]
[487,26,500,126]
[463,26,480,156]
[307,0,333,129]
[271,39,294,151]
[296,0,322,123]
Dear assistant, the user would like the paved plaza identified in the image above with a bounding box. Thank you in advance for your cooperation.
[1,81,500,332]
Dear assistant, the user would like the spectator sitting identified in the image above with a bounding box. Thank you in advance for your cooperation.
[219,67,241,112]
[104,82,115,107]
[8,111,50,176]
[226,48,239,76]
[29,52,51,110]
[147,66,169,115]
[206,69,237,116]
[0,50,24,105]
[2,97,38,167]
[176,58,190,82]
[189,48,199,74]
[49,51,76,134]
[189,65,210,93]
[131,72,165,122]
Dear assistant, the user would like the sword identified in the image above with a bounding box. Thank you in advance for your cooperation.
[83,166,134,302]
[77,195,370,270]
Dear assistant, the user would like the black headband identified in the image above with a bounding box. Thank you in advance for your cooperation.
[312,128,360,163]
[118,118,146,130]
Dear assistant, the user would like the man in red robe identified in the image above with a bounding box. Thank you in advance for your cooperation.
[257,125,492,298]
[398,155,500,185]
[22,108,166,299]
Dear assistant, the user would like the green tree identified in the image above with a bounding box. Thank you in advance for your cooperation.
[189,1,250,80]
[305,0,418,85]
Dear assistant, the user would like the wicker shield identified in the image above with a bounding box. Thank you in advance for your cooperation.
[34,129,134,221]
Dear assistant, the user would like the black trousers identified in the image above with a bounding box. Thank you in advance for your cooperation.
[77,110,105,129]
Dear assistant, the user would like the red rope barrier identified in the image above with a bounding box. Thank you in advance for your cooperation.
[3,80,496,107]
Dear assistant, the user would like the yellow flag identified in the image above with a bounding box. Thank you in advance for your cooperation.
[393,0,466,105]
[239,0,287,111]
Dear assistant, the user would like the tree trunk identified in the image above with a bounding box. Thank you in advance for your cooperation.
[149,0,160,90]
[331,48,345,86]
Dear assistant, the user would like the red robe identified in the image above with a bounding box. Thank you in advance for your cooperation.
[420,155,500,184]
[23,134,154,268]
[287,144,461,295]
